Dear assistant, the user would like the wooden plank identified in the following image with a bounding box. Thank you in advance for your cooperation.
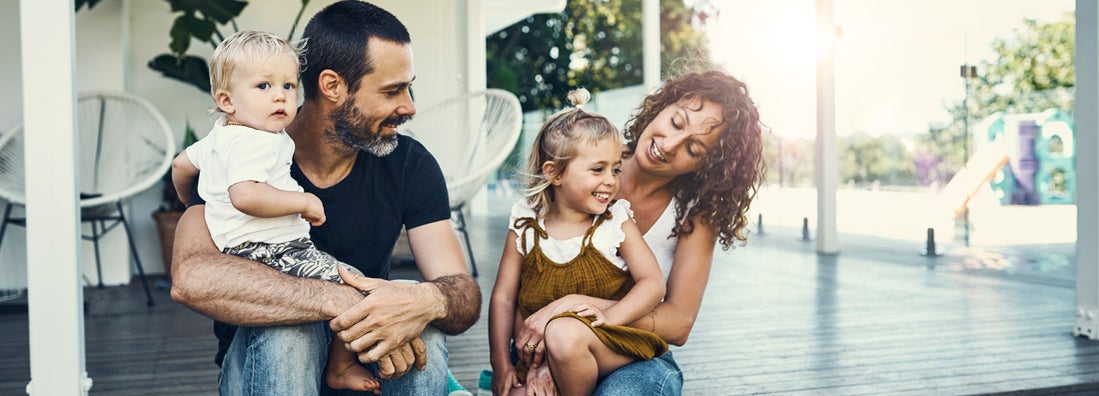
[1,198,1097,395]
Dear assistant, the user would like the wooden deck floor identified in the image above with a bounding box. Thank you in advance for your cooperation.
[2,201,1098,395]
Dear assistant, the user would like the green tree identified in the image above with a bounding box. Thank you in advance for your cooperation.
[839,131,916,186]
[487,0,713,112]
[762,136,815,188]
[918,12,1074,185]
[971,14,1075,117]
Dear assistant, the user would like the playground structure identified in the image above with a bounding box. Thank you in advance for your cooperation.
[941,109,1075,217]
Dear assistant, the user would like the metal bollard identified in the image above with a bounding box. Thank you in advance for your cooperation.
[802,217,810,241]
[923,227,939,257]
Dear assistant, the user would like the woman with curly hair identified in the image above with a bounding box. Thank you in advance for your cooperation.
[512,69,766,395]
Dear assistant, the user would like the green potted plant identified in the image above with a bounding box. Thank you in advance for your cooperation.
[148,0,309,94]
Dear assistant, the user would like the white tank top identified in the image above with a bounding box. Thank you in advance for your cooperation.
[641,197,679,281]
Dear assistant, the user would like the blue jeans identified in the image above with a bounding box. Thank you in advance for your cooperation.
[593,351,682,396]
[219,322,448,396]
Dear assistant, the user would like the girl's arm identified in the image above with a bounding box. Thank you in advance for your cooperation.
[228,181,326,226]
[489,230,524,392]
[171,151,199,205]
[597,219,665,326]
[518,214,717,346]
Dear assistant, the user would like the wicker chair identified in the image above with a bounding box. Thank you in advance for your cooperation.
[0,91,175,306]
[402,89,523,277]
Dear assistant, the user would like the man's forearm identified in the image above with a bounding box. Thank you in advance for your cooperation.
[427,273,481,335]
[169,206,361,326]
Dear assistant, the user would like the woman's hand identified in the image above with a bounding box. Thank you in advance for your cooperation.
[492,363,521,396]
[515,295,579,365]
[525,363,557,396]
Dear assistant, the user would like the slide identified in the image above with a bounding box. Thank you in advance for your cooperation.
[938,141,1009,218]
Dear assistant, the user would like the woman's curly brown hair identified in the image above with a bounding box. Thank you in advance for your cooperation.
[623,70,766,250]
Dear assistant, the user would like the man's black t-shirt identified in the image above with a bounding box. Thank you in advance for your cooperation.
[292,134,451,279]
[212,133,451,367]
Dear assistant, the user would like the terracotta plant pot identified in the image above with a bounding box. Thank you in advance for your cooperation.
[151,210,183,280]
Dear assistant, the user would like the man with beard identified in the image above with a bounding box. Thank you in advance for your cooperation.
[169,1,481,395]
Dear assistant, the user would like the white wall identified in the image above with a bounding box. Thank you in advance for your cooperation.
[0,0,486,287]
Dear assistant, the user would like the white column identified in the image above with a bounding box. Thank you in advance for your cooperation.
[642,0,660,92]
[465,0,490,215]
[814,0,839,255]
[466,0,486,92]
[1075,0,1099,340]
[20,0,89,394]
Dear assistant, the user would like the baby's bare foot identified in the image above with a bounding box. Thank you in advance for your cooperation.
[326,363,380,394]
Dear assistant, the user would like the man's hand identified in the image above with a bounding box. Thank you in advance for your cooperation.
[331,266,443,365]
[370,337,427,379]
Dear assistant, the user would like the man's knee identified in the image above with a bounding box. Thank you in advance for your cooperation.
[220,323,331,395]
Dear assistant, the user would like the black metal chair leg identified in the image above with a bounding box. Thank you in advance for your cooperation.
[92,219,105,288]
[117,202,154,306]
[0,203,11,254]
[454,209,478,277]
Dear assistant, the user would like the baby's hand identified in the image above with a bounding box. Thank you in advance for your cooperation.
[301,192,326,226]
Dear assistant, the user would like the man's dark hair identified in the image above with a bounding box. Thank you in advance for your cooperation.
[300,0,411,100]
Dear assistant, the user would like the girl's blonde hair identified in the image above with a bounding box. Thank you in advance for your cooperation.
[209,30,303,98]
[523,89,621,214]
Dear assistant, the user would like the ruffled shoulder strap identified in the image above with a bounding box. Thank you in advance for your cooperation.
[509,200,545,255]
[581,200,631,250]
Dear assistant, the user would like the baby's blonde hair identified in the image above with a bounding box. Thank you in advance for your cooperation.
[523,88,622,214]
[209,30,302,98]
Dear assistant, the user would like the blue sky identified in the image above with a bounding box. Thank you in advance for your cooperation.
[707,0,1075,139]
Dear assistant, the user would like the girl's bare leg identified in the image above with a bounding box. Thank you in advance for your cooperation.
[543,317,635,396]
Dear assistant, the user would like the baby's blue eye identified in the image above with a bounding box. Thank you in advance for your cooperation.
[283,83,294,90]
[258,82,270,89]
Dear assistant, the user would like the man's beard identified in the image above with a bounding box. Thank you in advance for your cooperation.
[327,97,411,157]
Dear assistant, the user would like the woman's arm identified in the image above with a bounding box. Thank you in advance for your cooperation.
[644,218,716,345]
[597,219,665,326]
[169,205,362,325]
[489,231,524,394]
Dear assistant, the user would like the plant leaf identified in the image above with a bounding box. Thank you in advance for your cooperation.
[75,0,103,12]
[169,0,248,24]
[148,54,212,94]
[169,14,217,55]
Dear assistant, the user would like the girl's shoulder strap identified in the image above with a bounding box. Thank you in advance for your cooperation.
[580,202,618,248]
[509,200,546,254]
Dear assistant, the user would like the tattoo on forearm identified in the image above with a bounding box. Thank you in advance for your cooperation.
[430,274,482,335]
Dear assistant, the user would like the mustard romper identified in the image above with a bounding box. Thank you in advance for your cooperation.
[510,200,668,380]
